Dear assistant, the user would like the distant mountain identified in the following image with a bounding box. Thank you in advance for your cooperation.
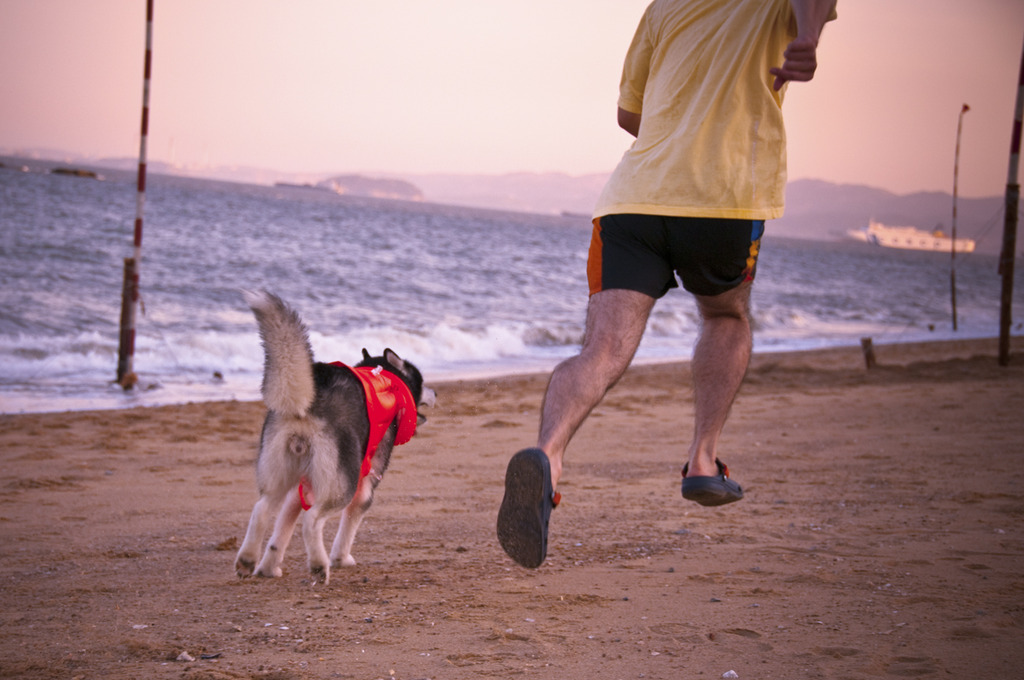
[39,154,329,187]
[3,148,1017,256]
[398,172,1013,256]
[773,179,1010,255]
[394,171,610,216]
[317,174,423,201]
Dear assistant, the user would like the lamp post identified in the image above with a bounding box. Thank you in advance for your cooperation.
[951,103,969,332]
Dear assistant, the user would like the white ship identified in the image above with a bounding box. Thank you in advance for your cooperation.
[848,220,975,253]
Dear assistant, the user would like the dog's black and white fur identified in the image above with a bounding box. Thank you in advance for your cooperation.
[234,290,435,584]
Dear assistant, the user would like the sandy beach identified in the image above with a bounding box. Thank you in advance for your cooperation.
[1,336,1023,679]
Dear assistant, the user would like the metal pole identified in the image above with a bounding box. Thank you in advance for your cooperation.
[951,103,969,332]
[117,0,154,389]
[998,36,1024,366]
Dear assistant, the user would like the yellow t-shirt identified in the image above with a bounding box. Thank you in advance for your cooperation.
[594,0,810,220]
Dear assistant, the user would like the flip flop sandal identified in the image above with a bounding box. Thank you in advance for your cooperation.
[497,448,560,568]
[681,459,744,506]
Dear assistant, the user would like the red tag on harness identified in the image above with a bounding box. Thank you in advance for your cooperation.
[299,478,313,511]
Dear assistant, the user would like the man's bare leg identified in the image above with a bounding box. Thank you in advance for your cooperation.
[498,289,654,567]
[685,281,753,477]
[537,288,655,488]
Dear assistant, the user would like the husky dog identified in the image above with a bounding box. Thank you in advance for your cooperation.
[234,290,435,584]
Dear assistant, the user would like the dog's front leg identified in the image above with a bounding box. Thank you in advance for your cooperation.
[236,495,274,577]
[302,506,332,584]
[331,474,376,568]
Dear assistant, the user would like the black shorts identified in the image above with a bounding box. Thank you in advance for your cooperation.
[587,214,765,298]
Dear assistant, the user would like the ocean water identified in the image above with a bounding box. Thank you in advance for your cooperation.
[2,161,1021,414]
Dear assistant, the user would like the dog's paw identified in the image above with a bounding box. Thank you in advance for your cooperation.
[331,555,357,568]
[235,557,256,577]
[309,563,330,585]
[255,565,283,578]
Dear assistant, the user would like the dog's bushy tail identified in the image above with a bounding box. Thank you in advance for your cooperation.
[244,290,315,417]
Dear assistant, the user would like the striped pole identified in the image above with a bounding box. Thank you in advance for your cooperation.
[117,0,154,389]
[998,35,1024,366]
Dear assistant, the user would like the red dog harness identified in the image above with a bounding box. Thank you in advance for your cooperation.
[298,362,417,510]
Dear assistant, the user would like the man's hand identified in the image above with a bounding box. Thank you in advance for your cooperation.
[770,36,818,91]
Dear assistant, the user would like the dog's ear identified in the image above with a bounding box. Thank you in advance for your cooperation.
[383,348,406,372]
[362,348,372,361]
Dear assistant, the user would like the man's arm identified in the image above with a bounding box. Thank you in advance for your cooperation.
[617,107,642,138]
[770,0,837,91]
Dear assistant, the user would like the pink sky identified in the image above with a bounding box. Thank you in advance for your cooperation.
[1,0,1022,198]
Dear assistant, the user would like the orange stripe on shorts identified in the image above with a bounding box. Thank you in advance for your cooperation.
[743,231,762,282]
[587,218,604,295]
